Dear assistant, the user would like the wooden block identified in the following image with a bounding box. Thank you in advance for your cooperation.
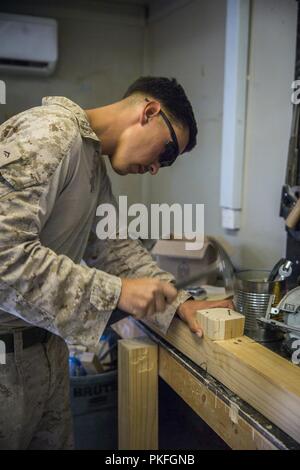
[113,317,284,449]
[197,308,245,340]
[118,338,158,450]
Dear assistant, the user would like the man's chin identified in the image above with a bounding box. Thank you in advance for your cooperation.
[115,168,128,175]
[109,160,128,175]
[109,156,138,176]
[109,165,126,175]
[111,163,138,176]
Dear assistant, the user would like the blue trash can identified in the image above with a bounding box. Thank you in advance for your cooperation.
[70,370,118,449]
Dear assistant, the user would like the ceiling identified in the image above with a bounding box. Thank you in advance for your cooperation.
[105,0,149,4]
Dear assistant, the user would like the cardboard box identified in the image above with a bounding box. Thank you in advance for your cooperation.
[79,352,103,375]
[151,237,219,286]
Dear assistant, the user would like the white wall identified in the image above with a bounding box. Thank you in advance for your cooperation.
[147,0,297,270]
[0,0,146,205]
[0,0,298,270]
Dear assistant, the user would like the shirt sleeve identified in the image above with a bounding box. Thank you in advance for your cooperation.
[83,159,190,333]
[0,109,122,348]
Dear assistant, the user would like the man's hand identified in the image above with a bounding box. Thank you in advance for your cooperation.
[118,278,177,319]
[177,299,234,337]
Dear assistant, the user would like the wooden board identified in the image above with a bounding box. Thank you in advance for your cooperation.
[198,308,245,340]
[159,347,278,450]
[112,318,284,449]
[138,316,300,444]
[118,338,158,450]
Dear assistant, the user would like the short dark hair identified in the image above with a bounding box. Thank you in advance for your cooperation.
[123,76,197,153]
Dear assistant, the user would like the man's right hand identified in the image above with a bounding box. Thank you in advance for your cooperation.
[118,278,178,319]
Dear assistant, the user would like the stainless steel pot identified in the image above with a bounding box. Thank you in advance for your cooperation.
[233,270,286,342]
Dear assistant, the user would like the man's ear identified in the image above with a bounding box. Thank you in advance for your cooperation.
[140,100,161,125]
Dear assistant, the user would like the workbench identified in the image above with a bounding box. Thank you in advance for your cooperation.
[112,315,300,451]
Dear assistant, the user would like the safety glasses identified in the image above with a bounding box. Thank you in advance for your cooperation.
[145,98,180,168]
[158,109,180,167]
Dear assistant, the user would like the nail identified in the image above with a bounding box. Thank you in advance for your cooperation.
[196,331,203,338]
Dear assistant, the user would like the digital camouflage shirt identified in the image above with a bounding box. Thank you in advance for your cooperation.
[0,97,189,347]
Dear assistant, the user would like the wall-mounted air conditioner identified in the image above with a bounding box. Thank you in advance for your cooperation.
[0,13,58,76]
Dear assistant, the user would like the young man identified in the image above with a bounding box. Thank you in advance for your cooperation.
[0,76,232,449]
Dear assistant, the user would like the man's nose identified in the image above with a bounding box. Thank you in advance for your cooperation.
[149,161,160,175]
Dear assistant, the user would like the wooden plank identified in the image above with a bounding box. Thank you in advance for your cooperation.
[198,308,245,340]
[141,315,300,444]
[159,347,277,450]
[112,317,285,449]
[118,338,158,450]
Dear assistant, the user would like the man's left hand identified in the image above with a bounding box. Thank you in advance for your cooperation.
[177,298,234,337]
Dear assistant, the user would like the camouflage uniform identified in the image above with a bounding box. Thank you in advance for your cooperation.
[0,333,73,449]
[0,97,190,449]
